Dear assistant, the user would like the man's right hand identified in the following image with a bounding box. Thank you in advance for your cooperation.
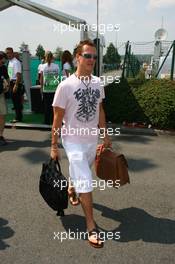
[50,148,61,160]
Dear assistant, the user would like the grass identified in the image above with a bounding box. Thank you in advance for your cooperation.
[6,99,44,124]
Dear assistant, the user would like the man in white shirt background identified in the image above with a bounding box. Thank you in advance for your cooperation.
[6,47,23,122]
[37,58,45,85]
[40,51,59,125]
[0,52,9,146]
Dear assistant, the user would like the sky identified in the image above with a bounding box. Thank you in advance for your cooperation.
[0,0,175,55]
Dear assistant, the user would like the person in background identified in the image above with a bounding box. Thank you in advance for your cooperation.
[61,50,74,80]
[14,52,21,62]
[13,52,25,108]
[40,51,59,125]
[6,47,23,122]
[72,47,77,70]
[0,52,9,146]
[37,58,45,85]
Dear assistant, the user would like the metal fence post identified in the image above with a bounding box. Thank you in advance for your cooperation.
[155,41,173,78]
[170,40,175,80]
[126,44,131,78]
[122,41,129,79]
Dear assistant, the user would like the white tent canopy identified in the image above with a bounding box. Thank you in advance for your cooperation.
[0,0,105,51]
[0,0,86,27]
[0,0,105,110]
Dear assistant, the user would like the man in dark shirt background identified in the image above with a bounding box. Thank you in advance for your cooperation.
[0,52,9,146]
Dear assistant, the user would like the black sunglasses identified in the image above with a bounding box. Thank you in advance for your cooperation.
[80,53,97,60]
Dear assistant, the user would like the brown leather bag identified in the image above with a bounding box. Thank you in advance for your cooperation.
[95,144,130,188]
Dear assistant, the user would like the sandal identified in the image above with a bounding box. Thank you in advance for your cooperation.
[68,190,80,206]
[88,228,104,248]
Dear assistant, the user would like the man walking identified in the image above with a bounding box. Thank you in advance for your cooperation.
[6,47,23,122]
[51,40,111,248]
[0,52,9,146]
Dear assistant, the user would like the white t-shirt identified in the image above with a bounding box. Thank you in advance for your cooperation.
[8,57,22,80]
[62,62,72,79]
[52,74,105,143]
[38,63,44,74]
[42,62,59,93]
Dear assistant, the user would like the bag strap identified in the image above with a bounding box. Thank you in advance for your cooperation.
[49,158,62,173]
[55,158,62,173]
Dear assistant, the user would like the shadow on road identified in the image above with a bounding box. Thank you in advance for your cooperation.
[22,149,49,164]
[60,205,175,244]
[127,157,157,172]
[111,134,155,144]
[60,214,87,240]
[93,204,175,244]
[0,217,15,250]
[0,138,50,153]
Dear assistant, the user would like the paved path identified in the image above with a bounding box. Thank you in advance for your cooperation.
[0,128,175,264]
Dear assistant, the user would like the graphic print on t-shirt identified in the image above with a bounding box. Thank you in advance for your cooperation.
[74,86,100,122]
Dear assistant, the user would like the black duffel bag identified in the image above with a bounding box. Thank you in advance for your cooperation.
[39,158,68,216]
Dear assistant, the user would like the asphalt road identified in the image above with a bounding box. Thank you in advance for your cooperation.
[0,128,175,264]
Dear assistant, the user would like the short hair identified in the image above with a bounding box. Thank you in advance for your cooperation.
[75,40,96,55]
[6,47,13,53]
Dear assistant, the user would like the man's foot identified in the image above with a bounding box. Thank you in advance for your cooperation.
[88,228,104,248]
[68,189,80,206]
[0,136,7,146]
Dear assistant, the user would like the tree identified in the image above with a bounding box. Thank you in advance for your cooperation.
[54,46,63,60]
[19,42,30,53]
[103,42,121,65]
[36,44,45,59]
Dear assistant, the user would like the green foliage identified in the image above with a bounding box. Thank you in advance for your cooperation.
[104,78,175,129]
[103,42,121,65]
[19,42,30,53]
[104,78,148,124]
[127,69,147,88]
[54,46,63,60]
[133,79,175,128]
[135,69,146,80]
[36,44,45,59]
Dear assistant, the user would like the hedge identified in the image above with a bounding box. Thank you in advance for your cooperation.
[104,78,175,129]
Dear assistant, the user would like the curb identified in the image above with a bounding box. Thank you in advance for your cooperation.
[5,122,51,131]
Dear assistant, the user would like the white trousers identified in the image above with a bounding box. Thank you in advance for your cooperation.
[62,140,97,193]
